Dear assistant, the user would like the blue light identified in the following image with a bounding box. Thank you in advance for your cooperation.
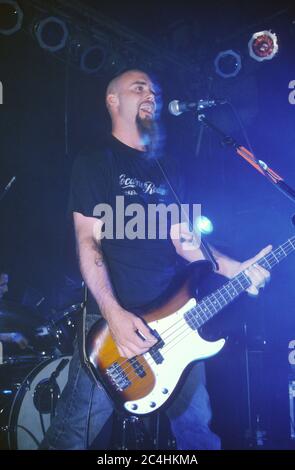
[1,390,13,395]
[195,216,214,235]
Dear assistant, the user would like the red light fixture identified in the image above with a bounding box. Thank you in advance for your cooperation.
[248,30,278,62]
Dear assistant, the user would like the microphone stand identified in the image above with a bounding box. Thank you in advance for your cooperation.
[47,358,69,421]
[196,113,295,205]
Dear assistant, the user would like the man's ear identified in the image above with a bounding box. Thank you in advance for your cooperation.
[106,93,118,110]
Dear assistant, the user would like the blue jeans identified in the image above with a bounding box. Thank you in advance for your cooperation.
[40,316,220,450]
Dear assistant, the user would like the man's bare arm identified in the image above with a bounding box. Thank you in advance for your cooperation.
[73,212,156,358]
[170,222,271,295]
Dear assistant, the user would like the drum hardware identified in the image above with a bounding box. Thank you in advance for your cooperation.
[0,302,79,449]
[110,411,176,450]
[33,358,70,416]
[0,301,45,329]
[0,356,71,449]
[0,301,82,358]
[122,415,145,450]
[45,303,83,355]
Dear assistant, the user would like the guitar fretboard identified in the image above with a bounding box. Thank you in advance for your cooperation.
[184,236,295,330]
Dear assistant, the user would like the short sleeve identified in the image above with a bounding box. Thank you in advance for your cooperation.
[68,151,110,218]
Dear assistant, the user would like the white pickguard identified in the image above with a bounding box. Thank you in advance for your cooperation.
[125,298,225,414]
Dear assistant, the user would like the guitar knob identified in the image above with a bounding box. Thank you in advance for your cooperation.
[162,388,168,395]
[150,402,156,408]
[131,404,138,410]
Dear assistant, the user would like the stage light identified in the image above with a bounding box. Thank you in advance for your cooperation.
[35,16,68,52]
[194,216,214,235]
[0,0,23,36]
[80,45,107,74]
[248,30,278,62]
[214,49,242,78]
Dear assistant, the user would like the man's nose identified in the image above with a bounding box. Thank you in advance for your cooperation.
[145,91,155,103]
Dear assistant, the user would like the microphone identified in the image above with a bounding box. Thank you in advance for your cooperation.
[168,98,227,116]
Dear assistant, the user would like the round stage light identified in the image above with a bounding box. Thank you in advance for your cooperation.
[35,16,68,52]
[0,0,23,36]
[248,30,278,62]
[214,49,242,78]
[80,45,107,74]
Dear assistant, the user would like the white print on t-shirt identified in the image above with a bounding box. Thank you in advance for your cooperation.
[119,174,167,196]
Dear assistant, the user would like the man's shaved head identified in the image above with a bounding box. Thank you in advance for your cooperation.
[106,69,150,96]
[105,68,164,158]
[105,69,155,114]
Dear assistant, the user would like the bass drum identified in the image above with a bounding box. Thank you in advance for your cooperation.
[5,356,71,449]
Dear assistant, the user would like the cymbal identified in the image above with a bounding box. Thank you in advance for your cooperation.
[51,302,83,326]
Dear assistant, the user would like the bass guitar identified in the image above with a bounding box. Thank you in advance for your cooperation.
[86,236,295,415]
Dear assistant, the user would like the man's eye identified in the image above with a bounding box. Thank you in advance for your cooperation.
[135,86,144,92]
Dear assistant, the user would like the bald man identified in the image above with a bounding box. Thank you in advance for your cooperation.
[40,70,270,450]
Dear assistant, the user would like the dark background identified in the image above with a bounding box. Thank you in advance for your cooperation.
[1,0,295,448]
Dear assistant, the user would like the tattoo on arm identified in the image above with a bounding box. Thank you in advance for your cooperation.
[94,242,105,267]
[95,256,104,267]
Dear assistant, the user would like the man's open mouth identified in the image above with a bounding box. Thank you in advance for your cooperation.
[140,102,155,115]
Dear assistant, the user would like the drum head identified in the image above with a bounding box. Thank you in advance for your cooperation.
[8,356,71,449]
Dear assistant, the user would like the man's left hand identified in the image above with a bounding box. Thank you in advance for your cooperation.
[236,245,272,296]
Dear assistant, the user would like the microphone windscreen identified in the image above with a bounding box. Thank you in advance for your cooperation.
[168,100,181,116]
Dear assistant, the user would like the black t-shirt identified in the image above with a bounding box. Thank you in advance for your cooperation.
[69,135,185,315]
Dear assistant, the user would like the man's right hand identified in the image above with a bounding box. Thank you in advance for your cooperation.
[107,308,158,359]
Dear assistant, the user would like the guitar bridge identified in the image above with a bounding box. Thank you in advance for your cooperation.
[106,362,131,391]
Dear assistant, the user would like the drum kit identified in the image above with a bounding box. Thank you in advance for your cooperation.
[0,300,82,450]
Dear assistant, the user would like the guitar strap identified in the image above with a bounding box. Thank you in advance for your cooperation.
[155,157,219,272]
[77,282,102,385]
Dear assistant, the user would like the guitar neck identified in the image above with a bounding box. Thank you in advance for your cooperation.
[185,236,295,329]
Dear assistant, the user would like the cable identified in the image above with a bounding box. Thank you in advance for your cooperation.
[85,382,95,449]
